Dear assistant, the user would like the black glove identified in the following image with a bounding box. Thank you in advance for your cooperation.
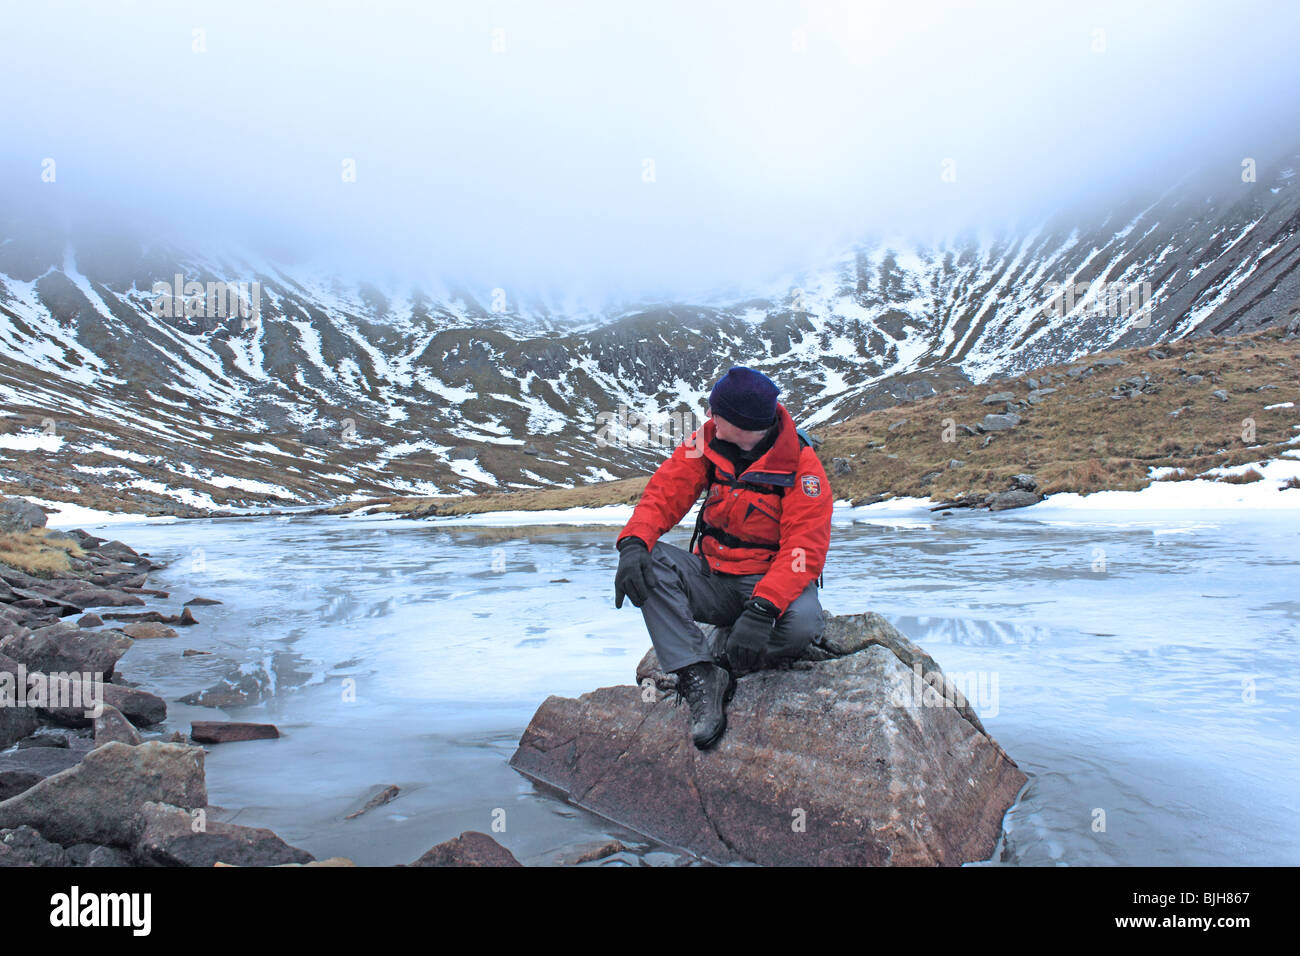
[727,596,780,651]
[614,537,658,609]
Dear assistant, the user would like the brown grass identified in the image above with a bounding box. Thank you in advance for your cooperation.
[1219,468,1265,484]
[295,327,1300,516]
[0,528,84,576]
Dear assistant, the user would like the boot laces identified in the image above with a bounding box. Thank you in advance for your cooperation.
[673,664,708,710]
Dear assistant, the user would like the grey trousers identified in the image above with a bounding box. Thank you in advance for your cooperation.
[638,541,824,673]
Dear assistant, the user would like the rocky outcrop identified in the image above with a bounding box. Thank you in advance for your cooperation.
[0,741,207,846]
[510,612,1026,866]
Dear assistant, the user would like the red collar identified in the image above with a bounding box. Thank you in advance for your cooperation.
[700,403,801,484]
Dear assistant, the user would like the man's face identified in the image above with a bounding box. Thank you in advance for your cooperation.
[711,410,770,451]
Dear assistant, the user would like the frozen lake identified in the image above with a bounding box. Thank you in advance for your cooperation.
[89,502,1300,866]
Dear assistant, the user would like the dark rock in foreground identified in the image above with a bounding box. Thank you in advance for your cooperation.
[0,741,207,846]
[133,802,314,867]
[404,831,522,867]
[510,612,1026,866]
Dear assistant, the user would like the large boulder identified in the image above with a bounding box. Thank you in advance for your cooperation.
[0,741,207,847]
[510,613,1025,866]
[133,802,314,867]
[0,623,134,679]
[0,498,47,533]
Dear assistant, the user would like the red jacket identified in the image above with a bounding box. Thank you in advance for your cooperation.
[617,402,832,614]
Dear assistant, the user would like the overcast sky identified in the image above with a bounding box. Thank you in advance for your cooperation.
[4,0,1299,303]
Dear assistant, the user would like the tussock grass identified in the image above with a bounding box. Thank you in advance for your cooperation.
[0,528,84,576]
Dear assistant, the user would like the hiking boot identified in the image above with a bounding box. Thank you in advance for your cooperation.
[673,661,736,750]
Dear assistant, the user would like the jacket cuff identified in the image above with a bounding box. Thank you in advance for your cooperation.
[616,535,649,552]
[749,583,788,616]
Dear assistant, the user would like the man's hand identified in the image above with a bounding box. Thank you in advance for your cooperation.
[727,596,779,650]
[614,537,658,608]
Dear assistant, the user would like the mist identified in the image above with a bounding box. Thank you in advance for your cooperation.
[3,0,1300,305]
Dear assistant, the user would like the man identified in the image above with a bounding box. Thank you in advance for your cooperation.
[613,365,832,750]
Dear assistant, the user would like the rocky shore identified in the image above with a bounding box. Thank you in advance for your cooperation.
[0,498,524,868]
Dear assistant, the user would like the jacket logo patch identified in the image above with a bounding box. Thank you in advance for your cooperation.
[801,475,821,497]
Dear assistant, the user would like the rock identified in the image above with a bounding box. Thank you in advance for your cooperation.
[94,704,143,748]
[1025,388,1056,403]
[56,585,145,609]
[0,707,39,750]
[562,839,629,865]
[887,419,907,432]
[1212,389,1229,401]
[133,802,314,867]
[1094,357,1127,367]
[0,741,206,847]
[0,498,47,533]
[957,423,979,436]
[0,825,69,866]
[0,623,134,679]
[522,443,540,456]
[987,489,1042,511]
[0,747,85,800]
[76,613,103,628]
[179,607,197,626]
[981,412,1021,432]
[448,446,480,461]
[65,529,106,549]
[981,391,1016,404]
[15,733,69,749]
[65,843,133,866]
[1148,349,1169,360]
[919,471,942,486]
[300,427,335,447]
[516,613,1025,866]
[183,597,222,607]
[345,784,401,820]
[830,457,853,476]
[190,721,280,744]
[121,622,178,640]
[1185,374,1204,384]
[946,459,964,469]
[1,650,164,728]
[1026,377,1039,389]
[1009,474,1039,492]
[182,649,210,657]
[404,831,522,867]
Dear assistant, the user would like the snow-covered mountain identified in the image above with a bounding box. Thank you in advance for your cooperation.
[3,150,1299,513]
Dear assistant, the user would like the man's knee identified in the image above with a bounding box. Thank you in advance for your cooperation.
[769,589,823,656]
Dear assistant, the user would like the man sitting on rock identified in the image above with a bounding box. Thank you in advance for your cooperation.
[613,366,833,750]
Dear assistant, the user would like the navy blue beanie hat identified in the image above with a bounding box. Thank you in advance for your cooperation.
[709,366,780,431]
